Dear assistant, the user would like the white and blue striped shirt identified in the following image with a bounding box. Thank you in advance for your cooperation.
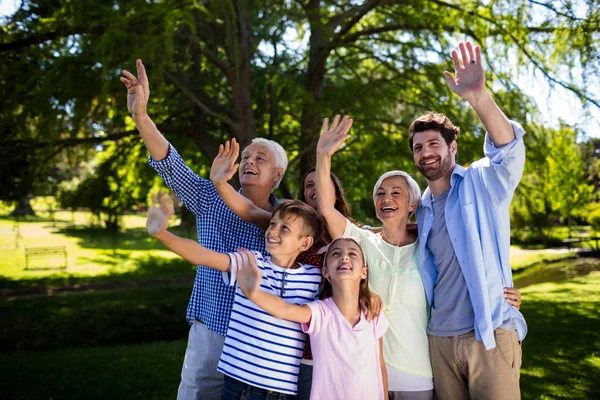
[218,251,321,395]
[150,145,277,335]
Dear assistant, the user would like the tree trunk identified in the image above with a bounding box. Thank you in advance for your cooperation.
[300,0,330,178]
[11,196,35,216]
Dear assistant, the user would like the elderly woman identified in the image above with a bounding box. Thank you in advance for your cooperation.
[315,115,521,400]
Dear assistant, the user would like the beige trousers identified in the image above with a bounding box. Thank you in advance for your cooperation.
[428,329,522,400]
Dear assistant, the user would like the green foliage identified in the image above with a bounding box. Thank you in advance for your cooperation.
[588,206,600,233]
[57,139,154,230]
[511,125,594,237]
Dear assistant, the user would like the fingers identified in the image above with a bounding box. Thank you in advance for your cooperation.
[459,41,470,65]
[451,49,461,71]
[475,45,482,65]
[121,69,137,82]
[159,195,174,216]
[331,115,341,131]
[443,71,457,89]
[321,118,329,134]
[137,59,150,93]
[466,42,476,64]
[120,76,131,88]
[232,138,239,159]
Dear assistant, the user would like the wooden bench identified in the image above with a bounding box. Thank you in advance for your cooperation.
[562,237,600,252]
[25,246,68,270]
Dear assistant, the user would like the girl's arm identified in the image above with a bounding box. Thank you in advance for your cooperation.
[210,139,271,230]
[380,337,388,399]
[147,199,230,271]
[316,116,353,239]
[236,251,312,323]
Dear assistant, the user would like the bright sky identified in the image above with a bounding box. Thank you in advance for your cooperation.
[2,0,599,138]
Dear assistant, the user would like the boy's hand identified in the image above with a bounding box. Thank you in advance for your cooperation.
[316,115,353,157]
[210,139,239,185]
[237,250,262,298]
[147,195,174,236]
[120,59,150,117]
[362,291,383,321]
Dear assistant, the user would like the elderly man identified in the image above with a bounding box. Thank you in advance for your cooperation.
[121,60,287,400]
[410,42,527,399]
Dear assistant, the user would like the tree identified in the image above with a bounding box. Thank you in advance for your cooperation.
[1,0,599,221]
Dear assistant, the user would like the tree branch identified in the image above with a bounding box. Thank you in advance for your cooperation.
[165,72,239,129]
[0,25,106,53]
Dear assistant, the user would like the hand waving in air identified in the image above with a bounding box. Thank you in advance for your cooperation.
[316,115,353,157]
[120,59,150,116]
[236,250,262,298]
[210,139,240,185]
[146,195,174,237]
[444,41,485,104]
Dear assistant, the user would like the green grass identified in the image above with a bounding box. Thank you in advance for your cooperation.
[0,211,196,290]
[0,285,192,352]
[519,271,600,399]
[0,340,186,400]
[510,248,575,271]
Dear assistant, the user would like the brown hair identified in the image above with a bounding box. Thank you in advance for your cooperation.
[272,199,323,242]
[318,237,373,311]
[408,112,461,151]
[299,168,357,224]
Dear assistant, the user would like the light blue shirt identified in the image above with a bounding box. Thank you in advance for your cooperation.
[417,121,528,350]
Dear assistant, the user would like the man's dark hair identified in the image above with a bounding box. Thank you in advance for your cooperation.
[272,199,323,241]
[408,112,461,151]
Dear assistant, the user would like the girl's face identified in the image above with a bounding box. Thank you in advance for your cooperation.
[302,171,317,209]
[323,239,367,283]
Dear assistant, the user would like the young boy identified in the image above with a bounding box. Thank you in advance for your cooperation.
[147,197,323,397]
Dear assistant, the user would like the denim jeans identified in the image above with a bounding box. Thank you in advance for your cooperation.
[222,375,290,400]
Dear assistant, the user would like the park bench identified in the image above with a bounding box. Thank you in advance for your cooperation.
[25,246,68,270]
[562,237,600,252]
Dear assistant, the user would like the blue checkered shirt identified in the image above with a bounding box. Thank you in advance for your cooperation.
[149,145,277,336]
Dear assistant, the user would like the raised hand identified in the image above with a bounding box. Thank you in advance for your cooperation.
[316,115,353,157]
[444,41,485,103]
[210,139,239,185]
[146,195,174,236]
[236,250,262,298]
[120,59,150,116]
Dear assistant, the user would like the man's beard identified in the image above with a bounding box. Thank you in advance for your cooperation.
[416,150,453,181]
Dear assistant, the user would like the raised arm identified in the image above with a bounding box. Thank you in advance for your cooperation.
[444,42,514,147]
[146,196,230,270]
[210,139,271,230]
[120,59,169,160]
[236,251,312,324]
[316,115,353,239]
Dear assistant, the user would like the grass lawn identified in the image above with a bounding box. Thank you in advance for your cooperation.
[1,271,598,398]
[519,271,600,399]
[0,211,196,290]
[0,340,186,400]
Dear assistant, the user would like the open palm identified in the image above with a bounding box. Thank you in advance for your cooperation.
[120,59,150,116]
[444,42,485,102]
[146,195,174,236]
[210,139,239,184]
[316,115,353,157]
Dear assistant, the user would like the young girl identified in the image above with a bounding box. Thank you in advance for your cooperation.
[234,237,389,400]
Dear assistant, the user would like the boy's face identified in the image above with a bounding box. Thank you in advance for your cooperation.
[265,212,313,257]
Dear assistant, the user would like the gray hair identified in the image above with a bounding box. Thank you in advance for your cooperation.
[249,138,288,189]
[372,170,422,210]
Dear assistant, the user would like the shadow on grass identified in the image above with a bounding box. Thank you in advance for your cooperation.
[0,285,193,353]
[0,255,197,292]
[520,299,600,399]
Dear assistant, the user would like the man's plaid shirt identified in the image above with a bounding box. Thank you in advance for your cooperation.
[150,145,277,336]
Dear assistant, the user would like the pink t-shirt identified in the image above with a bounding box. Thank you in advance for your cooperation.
[302,297,389,400]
